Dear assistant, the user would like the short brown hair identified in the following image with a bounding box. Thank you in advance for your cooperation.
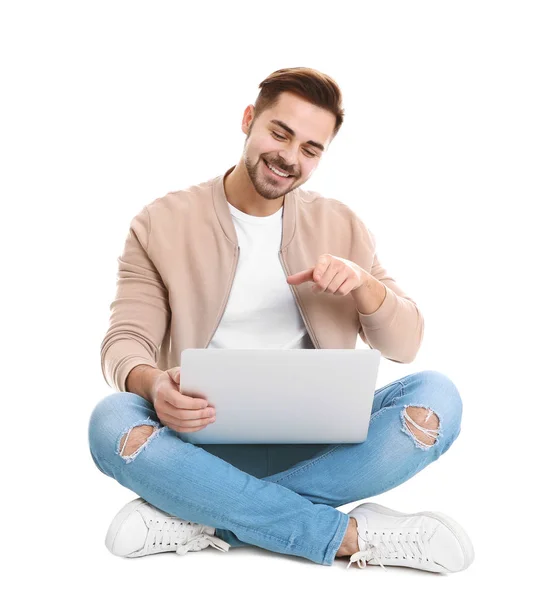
[253,67,345,139]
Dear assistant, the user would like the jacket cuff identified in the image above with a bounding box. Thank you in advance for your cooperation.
[102,341,159,393]
[357,285,398,331]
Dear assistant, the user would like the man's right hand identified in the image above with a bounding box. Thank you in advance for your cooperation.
[150,366,217,433]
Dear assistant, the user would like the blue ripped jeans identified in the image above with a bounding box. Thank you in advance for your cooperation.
[88,370,463,566]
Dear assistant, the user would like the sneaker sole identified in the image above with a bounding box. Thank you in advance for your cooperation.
[105,497,148,557]
[353,502,475,571]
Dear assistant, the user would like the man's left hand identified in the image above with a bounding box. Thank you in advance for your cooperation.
[286,254,369,296]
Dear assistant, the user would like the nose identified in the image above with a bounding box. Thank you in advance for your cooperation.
[277,145,299,172]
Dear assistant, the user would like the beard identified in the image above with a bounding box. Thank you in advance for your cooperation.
[243,153,299,200]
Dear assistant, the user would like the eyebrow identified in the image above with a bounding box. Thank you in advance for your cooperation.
[269,119,325,152]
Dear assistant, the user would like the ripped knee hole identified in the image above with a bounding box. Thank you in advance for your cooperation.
[402,406,440,449]
[119,425,156,457]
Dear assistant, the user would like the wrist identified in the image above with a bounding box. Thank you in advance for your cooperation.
[351,271,372,299]
[125,364,164,403]
[351,273,387,315]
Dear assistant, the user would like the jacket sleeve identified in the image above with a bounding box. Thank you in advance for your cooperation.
[357,231,424,363]
[100,206,171,392]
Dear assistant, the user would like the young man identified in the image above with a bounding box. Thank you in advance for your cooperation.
[89,67,474,572]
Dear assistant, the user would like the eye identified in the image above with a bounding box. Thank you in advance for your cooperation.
[272,131,317,158]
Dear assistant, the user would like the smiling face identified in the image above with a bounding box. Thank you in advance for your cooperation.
[241,91,336,200]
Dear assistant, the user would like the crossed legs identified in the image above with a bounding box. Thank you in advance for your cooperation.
[119,407,441,559]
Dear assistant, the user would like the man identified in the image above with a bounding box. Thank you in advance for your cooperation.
[89,67,474,572]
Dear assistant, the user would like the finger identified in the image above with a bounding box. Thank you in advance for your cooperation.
[313,256,331,280]
[169,423,210,433]
[314,267,333,290]
[314,267,340,292]
[166,366,181,384]
[179,415,216,428]
[173,405,216,420]
[178,425,209,432]
[327,271,348,294]
[334,280,354,296]
[158,401,214,421]
[164,391,209,410]
[313,264,330,284]
[164,414,215,430]
[287,268,314,284]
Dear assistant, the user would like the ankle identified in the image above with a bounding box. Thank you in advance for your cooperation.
[336,517,360,557]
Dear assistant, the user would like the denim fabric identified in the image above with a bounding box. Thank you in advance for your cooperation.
[88,370,462,566]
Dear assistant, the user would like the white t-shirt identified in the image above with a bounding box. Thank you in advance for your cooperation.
[208,201,314,350]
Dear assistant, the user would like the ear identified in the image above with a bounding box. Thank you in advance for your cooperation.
[241,104,255,135]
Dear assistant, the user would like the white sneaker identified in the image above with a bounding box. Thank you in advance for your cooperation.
[105,497,231,558]
[345,502,475,573]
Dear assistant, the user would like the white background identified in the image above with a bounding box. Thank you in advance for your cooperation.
[2,0,531,596]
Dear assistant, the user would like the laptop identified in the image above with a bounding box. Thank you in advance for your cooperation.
[177,348,381,444]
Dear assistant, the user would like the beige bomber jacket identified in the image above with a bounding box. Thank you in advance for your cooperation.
[101,165,424,393]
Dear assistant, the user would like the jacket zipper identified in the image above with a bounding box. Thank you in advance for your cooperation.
[206,246,320,349]
[205,245,241,348]
[278,250,320,349]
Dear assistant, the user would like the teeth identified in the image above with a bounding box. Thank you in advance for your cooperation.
[266,161,290,177]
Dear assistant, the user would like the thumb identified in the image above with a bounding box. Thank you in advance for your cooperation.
[167,366,181,383]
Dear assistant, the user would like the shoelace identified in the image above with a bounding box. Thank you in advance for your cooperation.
[146,518,230,555]
[175,532,230,555]
[346,528,433,571]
